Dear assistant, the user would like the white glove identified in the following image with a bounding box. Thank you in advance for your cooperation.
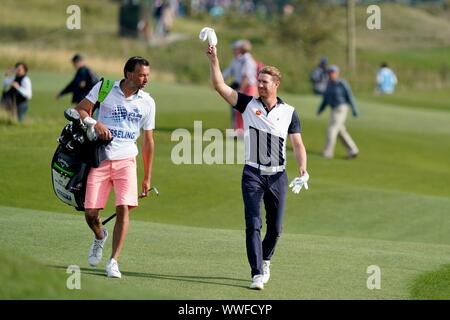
[289,173,309,194]
[199,27,218,46]
[83,116,98,141]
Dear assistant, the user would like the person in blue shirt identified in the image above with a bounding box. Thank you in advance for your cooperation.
[317,65,359,159]
[376,62,397,94]
[310,57,329,95]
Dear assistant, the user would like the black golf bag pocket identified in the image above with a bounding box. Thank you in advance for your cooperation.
[51,145,89,211]
[51,106,112,212]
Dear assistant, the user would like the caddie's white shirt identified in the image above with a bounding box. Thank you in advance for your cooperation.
[86,80,155,160]
[234,93,301,168]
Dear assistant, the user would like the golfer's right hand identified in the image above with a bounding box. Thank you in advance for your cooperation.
[206,45,217,60]
[94,122,112,140]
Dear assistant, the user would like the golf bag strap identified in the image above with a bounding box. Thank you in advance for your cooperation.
[92,78,114,116]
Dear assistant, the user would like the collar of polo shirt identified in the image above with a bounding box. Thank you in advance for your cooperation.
[116,80,144,99]
[257,96,284,113]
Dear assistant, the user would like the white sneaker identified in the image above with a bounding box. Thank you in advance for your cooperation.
[262,260,271,284]
[88,228,108,267]
[250,275,264,290]
[106,258,122,278]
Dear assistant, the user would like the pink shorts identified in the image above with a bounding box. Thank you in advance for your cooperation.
[84,157,138,209]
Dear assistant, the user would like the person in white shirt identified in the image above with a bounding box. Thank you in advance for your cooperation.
[222,40,258,136]
[2,62,32,123]
[75,56,156,278]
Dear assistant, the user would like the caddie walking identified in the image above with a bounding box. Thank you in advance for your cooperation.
[75,56,156,278]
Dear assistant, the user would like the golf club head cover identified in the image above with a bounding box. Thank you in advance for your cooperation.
[199,27,218,46]
[83,116,98,141]
[289,173,309,194]
[64,108,81,122]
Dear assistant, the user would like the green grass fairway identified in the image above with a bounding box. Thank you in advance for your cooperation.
[0,71,449,299]
[2,206,450,300]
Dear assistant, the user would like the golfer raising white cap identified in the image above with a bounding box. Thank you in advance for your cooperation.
[205,43,309,290]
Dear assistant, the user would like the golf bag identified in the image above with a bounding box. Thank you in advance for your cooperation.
[51,79,114,211]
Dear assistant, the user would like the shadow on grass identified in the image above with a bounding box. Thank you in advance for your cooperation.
[48,265,249,289]
[306,149,360,161]
[48,265,105,277]
[409,264,450,300]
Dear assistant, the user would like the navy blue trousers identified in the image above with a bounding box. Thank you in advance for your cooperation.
[241,165,288,277]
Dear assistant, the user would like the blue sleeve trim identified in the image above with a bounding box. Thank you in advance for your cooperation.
[233,92,253,113]
[288,110,301,134]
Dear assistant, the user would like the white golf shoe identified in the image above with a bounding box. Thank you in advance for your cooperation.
[88,228,108,267]
[262,260,271,284]
[250,275,264,290]
[106,258,122,278]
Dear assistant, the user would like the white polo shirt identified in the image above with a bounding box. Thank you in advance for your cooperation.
[86,80,156,160]
[234,93,301,170]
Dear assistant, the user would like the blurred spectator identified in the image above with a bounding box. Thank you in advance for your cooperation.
[162,1,176,34]
[154,0,165,36]
[154,0,176,37]
[376,62,398,94]
[190,0,202,14]
[239,40,258,96]
[138,2,153,42]
[169,0,180,16]
[283,4,294,16]
[241,0,255,13]
[317,65,359,159]
[56,54,99,105]
[209,5,225,16]
[190,0,259,16]
[310,56,329,95]
[222,39,257,136]
[2,62,32,123]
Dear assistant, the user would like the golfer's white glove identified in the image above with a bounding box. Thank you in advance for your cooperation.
[289,173,309,194]
[83,116,98,141]
[199,27,218,46]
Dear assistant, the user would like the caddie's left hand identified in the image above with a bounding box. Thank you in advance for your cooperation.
[139,179,151,198]
[94,121,112,140]
[289,172,309,194]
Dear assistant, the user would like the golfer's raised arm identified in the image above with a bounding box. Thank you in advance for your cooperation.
[206,45,238,106]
